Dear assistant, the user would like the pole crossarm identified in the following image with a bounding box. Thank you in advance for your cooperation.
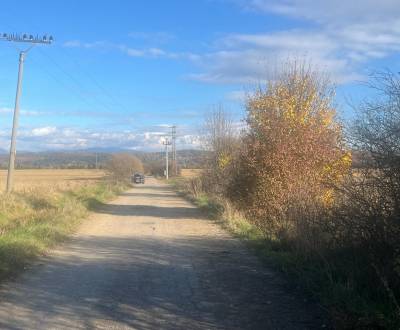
[0,33,53,44]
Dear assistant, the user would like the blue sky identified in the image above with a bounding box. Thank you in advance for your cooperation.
[0,0,399,151]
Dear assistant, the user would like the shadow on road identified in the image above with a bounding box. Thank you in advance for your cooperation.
[120,192,174,199]
[92,185,204,219]
[0,235,328,329]
[95,203,203,219]
[0,181,330,329]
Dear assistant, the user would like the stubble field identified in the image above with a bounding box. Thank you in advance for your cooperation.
[0,169,106,191]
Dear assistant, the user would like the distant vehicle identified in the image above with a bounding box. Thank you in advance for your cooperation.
[132,173,145,184]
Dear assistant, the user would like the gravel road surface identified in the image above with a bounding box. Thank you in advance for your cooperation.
[0,178,328,329]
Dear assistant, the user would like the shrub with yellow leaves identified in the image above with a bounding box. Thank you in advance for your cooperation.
[228,62,351,241]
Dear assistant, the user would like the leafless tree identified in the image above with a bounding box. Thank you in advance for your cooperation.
[333,70,400,316]
[201,105,240,194]
[105,153,144,182]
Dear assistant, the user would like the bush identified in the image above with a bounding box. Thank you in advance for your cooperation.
[330,71,400,322]
[105,153,143,182]
[228,62,350,243]
[144,159,165,177]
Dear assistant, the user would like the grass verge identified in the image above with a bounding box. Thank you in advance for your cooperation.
[169,177,396,329]
[0,180,128,281]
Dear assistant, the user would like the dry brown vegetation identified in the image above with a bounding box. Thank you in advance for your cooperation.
[229,64,351,241]
[0,169,105,192]
[0,169,128,281]
[105,153,144,182]
[180,169,203,178]
[177,63,400,328]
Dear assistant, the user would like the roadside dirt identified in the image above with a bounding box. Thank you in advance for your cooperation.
[0,177,329,329]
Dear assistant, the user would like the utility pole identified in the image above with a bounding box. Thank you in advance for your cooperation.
[0,33,53,193]
[95,153,98,169]
[171,125,177,176]
[163,138,171,180]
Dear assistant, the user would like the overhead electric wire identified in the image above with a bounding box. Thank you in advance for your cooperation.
[57,47,132,113]
[28,53,111,113]
[1,12,130,116]
[34,47,119,114]
[0,20,109,115]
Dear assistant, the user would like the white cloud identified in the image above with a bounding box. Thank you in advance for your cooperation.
[0,107,48,117]
[226,90,248,102]
[187,8,400,84]
[184,0,400,84]
[8,126,201,152]
[244,0,400,24]
[63,40,110,49]
[188,44,359,84]
[0,107,12,114]
[179,134,202,147]
[62,40,82,48]
[238,0,400,59]
[128,31,175,44]
[31,126,57,137]
[63,40,199,61]
[64,2,400,86]
[125,48,146,57]
[21,110,44,116]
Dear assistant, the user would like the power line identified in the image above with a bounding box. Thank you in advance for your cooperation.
[0,10,129,115]
[57,47,132,113]
[34,48,119,114]
[28,54,109,112]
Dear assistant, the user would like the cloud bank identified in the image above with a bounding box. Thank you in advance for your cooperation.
[65,2,400,85]
[0,126,202,152]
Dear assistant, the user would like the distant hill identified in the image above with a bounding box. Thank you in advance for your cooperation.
[138,150,208,169]
[0,149,208,170]
[0,151,107,169]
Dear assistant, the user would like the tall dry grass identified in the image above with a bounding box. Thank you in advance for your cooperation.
[0,170,128,280]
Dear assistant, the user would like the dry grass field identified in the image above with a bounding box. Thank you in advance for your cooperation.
[180,169,203,178]
[0,169,126,282]
[0,169,106,192]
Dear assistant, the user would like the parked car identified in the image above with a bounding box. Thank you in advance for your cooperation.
[132,173,145,184]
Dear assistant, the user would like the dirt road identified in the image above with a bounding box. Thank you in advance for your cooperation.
[0,178,327,329]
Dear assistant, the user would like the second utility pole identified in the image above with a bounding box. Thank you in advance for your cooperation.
[163,138,171,180]
[171,125,177,176]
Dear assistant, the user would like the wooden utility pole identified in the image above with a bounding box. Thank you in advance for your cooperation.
[0,33,53,192]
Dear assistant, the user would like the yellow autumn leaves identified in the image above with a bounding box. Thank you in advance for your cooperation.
[229,64,351,234]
